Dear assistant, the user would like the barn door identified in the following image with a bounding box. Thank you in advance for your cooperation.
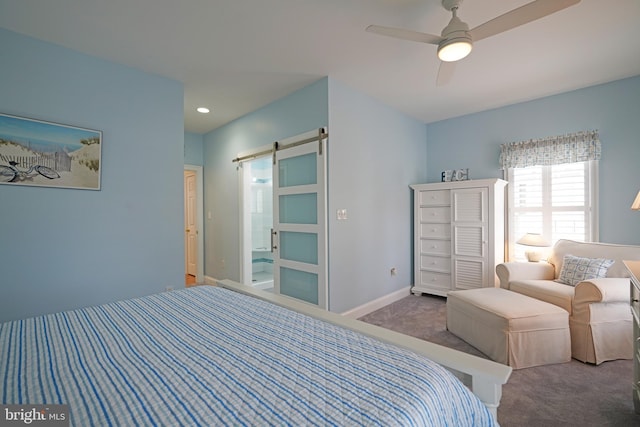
[272,130,327,308]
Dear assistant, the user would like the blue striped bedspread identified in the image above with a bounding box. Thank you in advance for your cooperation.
[1,286,495,426]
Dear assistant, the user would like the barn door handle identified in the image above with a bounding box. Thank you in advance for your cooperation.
[271,229,278,252]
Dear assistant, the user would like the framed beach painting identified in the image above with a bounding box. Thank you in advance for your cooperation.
[0,113,102,190]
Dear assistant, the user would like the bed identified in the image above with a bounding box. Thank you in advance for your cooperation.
[1,282,511,426]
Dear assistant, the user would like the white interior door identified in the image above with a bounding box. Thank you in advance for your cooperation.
[272,133,327,308]
[184,171,197,276]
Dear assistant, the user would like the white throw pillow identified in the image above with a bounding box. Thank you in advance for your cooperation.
[556,254,615,286]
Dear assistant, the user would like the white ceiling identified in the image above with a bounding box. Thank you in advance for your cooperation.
[1,0,639,134]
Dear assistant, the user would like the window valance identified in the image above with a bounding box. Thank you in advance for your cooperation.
[499,130,601,169]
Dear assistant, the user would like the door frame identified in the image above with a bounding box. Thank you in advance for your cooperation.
[184,164,204,284]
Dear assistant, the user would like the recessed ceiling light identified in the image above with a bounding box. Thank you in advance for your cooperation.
[196,107,210,114]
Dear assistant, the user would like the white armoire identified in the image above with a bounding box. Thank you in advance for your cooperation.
[410,179,507,297]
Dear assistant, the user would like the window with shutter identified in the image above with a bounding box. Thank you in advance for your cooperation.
[507,160,598,261]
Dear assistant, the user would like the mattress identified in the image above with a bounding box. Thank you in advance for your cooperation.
[1,286,495,426]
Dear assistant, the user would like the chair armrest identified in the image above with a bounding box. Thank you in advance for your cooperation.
[495,262,555,289]
[573,278,631,305]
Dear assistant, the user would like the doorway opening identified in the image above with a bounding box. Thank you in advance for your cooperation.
[242,156,274,290]
[184,165,204,286]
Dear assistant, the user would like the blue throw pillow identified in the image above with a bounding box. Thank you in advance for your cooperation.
[556,254,615,286]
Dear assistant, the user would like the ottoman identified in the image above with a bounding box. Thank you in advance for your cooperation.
[447,288,571,369]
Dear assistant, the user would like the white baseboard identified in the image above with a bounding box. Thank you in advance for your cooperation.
[340,286,411,319]
[208,276,410,319]
[203,275,220,285]
[205,276,274,290]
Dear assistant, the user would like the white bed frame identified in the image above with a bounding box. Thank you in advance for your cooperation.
[218,280,512,420]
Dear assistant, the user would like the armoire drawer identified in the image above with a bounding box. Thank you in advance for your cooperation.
[420,255,451,273]
[420,239,451,256]
[419,190,450,206]
[419,223,451,239]
[420,206,451,223]
[419,271,451,290]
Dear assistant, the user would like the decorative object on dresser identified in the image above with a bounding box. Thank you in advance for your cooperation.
[624,260,640,414]
[516,232,550,262]
[441,168,469,182]
[410,178,507,297]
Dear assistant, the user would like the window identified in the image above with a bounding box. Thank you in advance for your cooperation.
[506,161,598,261]
[499,130,601,262]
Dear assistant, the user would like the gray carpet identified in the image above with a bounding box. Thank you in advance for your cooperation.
[358,293,639,427]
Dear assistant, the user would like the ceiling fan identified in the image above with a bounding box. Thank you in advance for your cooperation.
[366,0,580,86]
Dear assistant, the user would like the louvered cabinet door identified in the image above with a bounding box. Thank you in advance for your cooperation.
[452,187,489,290]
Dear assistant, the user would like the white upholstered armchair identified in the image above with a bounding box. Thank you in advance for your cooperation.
[496,239,640,364]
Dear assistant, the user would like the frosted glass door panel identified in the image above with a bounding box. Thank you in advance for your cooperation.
[279,193,317,224]
[280,267,318,305]
[272,130,327,309]
[280,231,318,265]
[279,153,316,187]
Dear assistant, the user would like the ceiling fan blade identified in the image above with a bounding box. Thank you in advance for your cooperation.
[469,0,580,42]
[366,25,442,45]
[436,61,455,87]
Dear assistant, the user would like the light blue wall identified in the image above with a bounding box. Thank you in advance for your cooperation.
[203,78,329,284]
[426,75,640,245]
[184,132,204,166]
[202,77,427,312]
[0,29,185,322]
[327,79,427,312]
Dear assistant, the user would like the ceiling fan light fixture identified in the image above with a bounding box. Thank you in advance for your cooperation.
[437,35,472,62]
[438,7,472,62]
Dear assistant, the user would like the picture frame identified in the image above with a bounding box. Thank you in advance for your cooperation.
[0,113,102,190]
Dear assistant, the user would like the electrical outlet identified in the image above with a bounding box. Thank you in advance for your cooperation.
[390,267,397,276]
[337,209,347,220]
